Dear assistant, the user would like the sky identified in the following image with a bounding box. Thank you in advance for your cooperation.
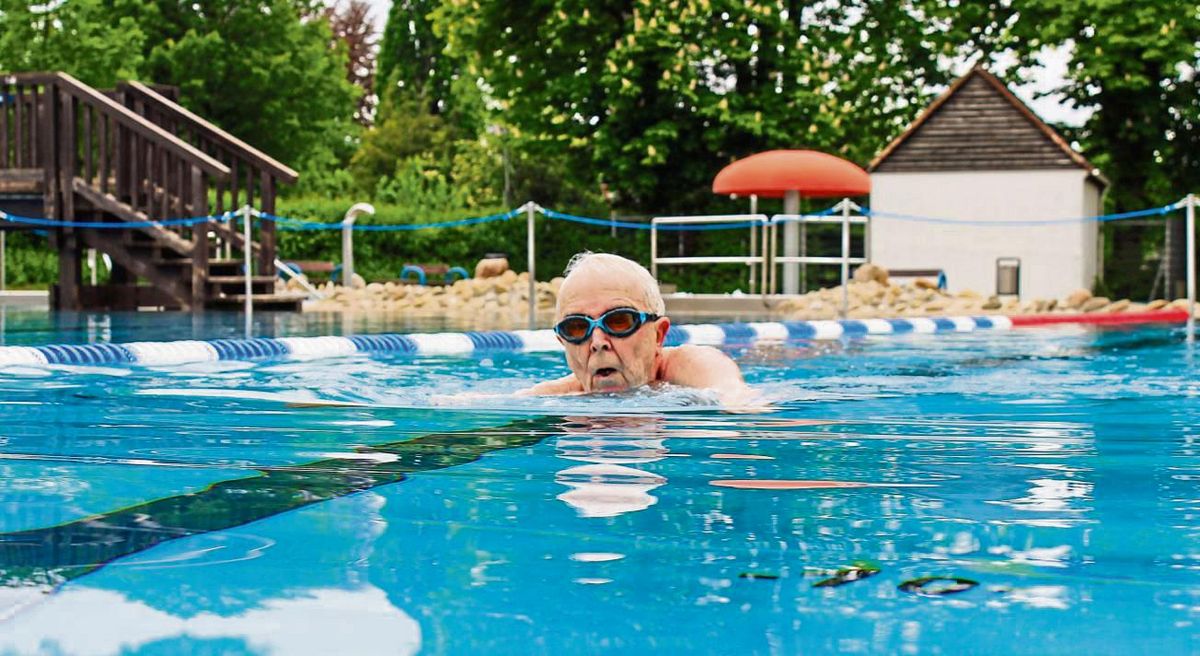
[358,0,1090,128]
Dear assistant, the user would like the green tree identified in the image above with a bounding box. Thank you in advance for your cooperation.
[377,0,458,114]
[100,0,359,171]
[0,0,145,87]
[433,0,962,214]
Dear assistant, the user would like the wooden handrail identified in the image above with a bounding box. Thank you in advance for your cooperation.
[124,81,298,183]
[52,73,230,180]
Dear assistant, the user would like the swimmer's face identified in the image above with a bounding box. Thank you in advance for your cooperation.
[555,269,669,393]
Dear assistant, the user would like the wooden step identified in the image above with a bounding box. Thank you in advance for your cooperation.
[206,275,277,284]
[205,292,306,311]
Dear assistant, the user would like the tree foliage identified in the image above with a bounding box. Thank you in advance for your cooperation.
[324,0,380,125]
[377,0,461,114]
[433,0,965,212]
[126,0,360,168]
[0,0,145,87]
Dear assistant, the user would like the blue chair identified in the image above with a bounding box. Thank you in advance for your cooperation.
[399,265,427,285]
[445,267,470,284]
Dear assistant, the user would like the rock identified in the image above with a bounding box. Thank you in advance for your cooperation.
[1081,297,1110,312]
[1147,299,1169,310]
[1104,299,1131,313]
[852,263,889,285]
[914,278,939,291]
[474,257,509,279]
[350,273,366,289]
[981,296,1002,310]
[1065,288,1092,309]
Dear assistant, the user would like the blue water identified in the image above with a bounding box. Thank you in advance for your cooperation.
[1,311,1199,654]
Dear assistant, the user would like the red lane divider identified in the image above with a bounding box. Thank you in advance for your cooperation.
[1008,309,1189,327]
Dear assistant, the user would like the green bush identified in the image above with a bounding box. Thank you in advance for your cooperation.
[1,232,56,288]
[273,196,783,292]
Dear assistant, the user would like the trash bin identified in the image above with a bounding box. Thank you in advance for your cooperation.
[996,257,1021,297]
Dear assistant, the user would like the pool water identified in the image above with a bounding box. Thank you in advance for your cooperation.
[1,312,1198,654]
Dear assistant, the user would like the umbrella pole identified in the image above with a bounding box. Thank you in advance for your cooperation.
[783,189,800,294]
[800,196,807,294]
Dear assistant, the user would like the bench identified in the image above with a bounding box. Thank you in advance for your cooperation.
[399,263,470,286]
[279,260,339,281]
[889,268,947,290]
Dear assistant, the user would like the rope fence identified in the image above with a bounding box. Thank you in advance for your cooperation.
[0,195,1195,342]
[0,200,1185,232]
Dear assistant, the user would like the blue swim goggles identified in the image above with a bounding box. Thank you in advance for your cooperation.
[554,307,660,344]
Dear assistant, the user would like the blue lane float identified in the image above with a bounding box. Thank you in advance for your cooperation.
[0,316,1014,367]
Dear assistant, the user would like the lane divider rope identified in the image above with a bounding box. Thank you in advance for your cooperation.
[0,311,1187,367]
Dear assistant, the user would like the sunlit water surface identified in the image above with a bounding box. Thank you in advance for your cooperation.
[0,310,1198,654]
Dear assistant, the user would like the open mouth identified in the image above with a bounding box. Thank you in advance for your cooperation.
[593,367,618,379]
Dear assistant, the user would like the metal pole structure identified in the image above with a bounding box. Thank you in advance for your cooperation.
[840,198,851,319]
[1,230,5,292]
[863,203,871,263]
[761,214,770,299]
[1187,193,1196,343]
[526,202,537,329]
[341,202,375,289]
[650,219,658,280]
[768,216,778,295]
[1165,206,1174,300]
[242,205,253,339]
[749,194,758,295]
[783,189,800,294]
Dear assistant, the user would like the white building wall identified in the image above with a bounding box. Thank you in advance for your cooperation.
[869,169,1100,301]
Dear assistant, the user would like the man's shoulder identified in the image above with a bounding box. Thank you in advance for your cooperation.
[661,344,740,380]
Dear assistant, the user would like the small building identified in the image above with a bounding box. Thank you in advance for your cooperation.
[867,66,1108,300]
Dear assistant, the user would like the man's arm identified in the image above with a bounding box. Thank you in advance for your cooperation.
[516,374,584,396]
[661,345,756,405]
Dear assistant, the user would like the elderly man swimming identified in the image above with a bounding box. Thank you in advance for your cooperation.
[521,252,752,403]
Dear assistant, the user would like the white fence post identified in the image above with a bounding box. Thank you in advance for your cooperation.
[527,201,537,329]
[840,198,851,319]
[242,205,253,338]
[1187,193,1196,343]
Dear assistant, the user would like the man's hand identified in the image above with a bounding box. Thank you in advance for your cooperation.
[516,374,584,396]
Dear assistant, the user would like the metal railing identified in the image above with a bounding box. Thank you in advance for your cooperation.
[769,199,868,316]
[650,214,770,298]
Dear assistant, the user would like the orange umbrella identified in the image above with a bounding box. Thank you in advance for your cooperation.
[712,149,870,198]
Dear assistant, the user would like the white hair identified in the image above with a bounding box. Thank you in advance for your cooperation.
[558,252,666,315]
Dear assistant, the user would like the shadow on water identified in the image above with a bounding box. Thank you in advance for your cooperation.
[0,416,562,588]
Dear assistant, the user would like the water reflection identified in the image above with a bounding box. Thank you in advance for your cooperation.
[555,417,670,518]
[0,492,422,656]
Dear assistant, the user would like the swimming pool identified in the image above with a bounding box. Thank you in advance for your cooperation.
[0,312,1197,654]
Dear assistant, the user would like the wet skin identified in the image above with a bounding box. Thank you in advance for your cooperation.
[554,272,670,393]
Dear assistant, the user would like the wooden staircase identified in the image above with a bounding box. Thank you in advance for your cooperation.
[0,72,304,311]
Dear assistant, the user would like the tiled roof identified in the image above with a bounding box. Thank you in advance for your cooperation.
[869,66,1107,187]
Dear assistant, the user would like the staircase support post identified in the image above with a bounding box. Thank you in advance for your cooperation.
[242,205,253,337]
[191,167,209,311]
[56,87,81,311]
[258,172,276,274]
